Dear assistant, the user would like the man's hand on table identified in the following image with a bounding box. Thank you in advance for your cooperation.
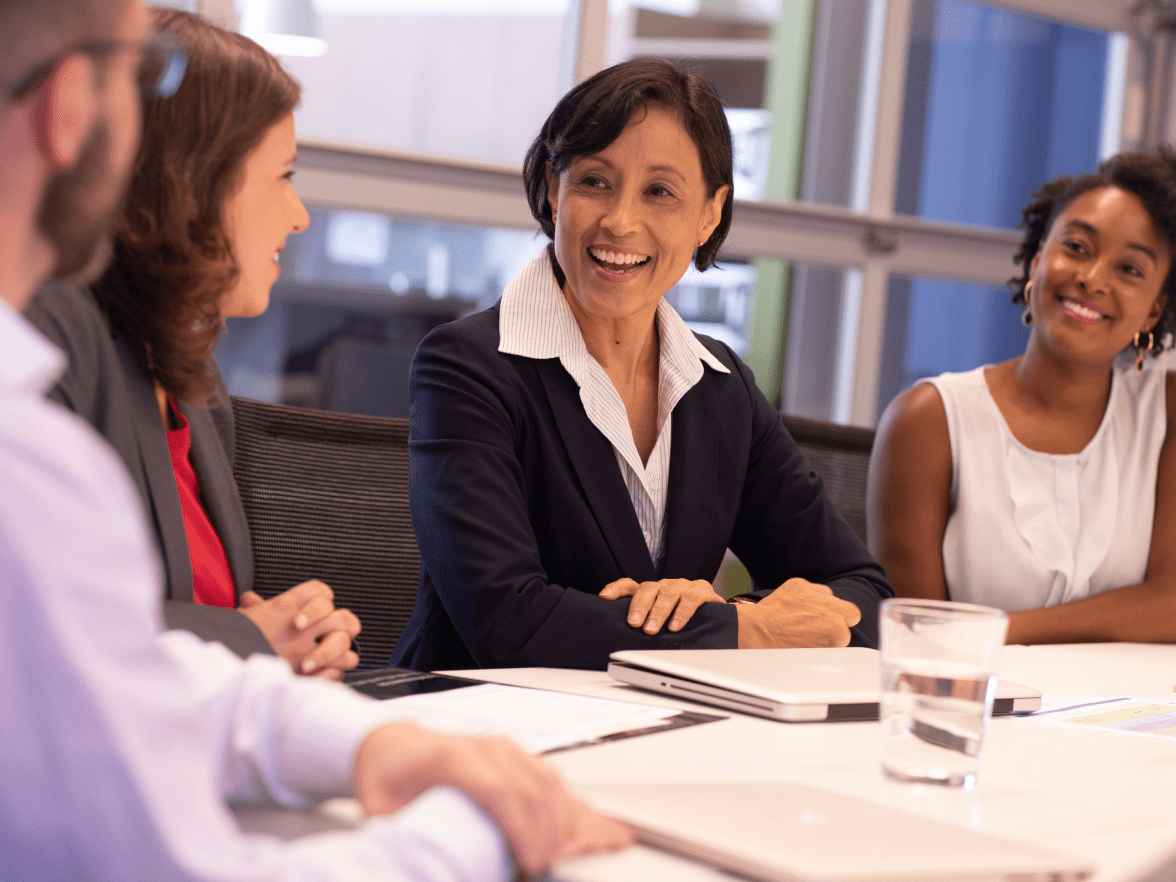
[352,722,633,876]
[736,578,861,649]
[600,577,726,634]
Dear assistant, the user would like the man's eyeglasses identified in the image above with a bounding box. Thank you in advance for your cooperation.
[5,31,187,103]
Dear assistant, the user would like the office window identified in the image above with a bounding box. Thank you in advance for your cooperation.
[782,264,854,418]
[896,0,1112,229]
[607,0,774,109]
[784,0,1121,423]
[606,0,780,203]
[215,207,546,414]
[876,275,1030,421]
[870,1,1108,416]
[667,260,758,356]
[212,0,1142,428]
[277,0,575,166]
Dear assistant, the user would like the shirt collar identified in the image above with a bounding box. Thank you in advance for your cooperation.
[498,249,730,376]
[0,297,65,397]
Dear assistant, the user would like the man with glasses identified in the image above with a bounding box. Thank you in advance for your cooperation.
[0,1,628,878]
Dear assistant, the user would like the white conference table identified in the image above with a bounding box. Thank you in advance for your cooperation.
[236,643,1176,881]
[449,643,1176,882]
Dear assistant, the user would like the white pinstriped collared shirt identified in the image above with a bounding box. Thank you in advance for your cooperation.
[499,250,729,568]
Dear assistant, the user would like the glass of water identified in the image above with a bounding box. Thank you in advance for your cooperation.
[879,598,1009,788]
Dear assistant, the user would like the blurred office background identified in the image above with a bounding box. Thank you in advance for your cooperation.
[164,0,1169,427]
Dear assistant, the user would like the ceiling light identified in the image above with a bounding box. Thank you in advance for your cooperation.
[239,0,327,57]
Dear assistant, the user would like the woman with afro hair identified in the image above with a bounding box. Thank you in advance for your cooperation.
[868,147,1176,644]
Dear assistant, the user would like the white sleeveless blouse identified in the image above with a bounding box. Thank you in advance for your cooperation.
[926,362,1167,611]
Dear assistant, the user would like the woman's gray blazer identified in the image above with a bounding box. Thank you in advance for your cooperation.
[24,282,271,657]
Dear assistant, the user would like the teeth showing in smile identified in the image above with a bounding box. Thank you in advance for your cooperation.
[589,247,650,272]
[1062,297,1104,322]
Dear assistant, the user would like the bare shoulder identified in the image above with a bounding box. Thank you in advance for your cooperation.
[874,381,949,455]
[867,382,953,581]
[868,381,953,519]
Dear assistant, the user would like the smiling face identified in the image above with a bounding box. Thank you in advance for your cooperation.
[545,104,728,328]
[219,113,308,318]
[1028,186,1170,364]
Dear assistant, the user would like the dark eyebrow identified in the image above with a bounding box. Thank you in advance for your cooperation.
[646,164,687,182]
[1129,242,1159,262]
[575,155,687,183]
[1064,219,1096,236]
[1064,219,1159,263]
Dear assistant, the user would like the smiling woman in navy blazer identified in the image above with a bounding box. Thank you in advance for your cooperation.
[393,59,893,672]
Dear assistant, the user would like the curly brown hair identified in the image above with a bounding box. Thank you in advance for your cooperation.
[1009,147,1176,356]
[523,57,734,273]
[92,8,300,403]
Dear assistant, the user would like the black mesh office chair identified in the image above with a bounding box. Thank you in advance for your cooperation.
[230,396,419,669]
[781,413,876,545]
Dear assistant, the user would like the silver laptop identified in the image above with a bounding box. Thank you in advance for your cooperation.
[576,781,1091,882]
[607,647,1041,722]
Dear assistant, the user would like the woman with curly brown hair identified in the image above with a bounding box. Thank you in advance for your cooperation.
[26,7,361,676]
[868,148,1176,644]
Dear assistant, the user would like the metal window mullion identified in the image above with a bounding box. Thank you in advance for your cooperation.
[724,203,1020,283]
[1099,32,1130,158]
[848,0,913,427]
[294,168,537,231]
[1121,25,1149,149]
[573,0,610,85]
[291,142,1023,279]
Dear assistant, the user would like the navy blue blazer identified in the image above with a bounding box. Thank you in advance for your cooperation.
[392,304,893,672]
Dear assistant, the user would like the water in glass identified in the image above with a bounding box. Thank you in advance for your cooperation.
[880,660,995,788]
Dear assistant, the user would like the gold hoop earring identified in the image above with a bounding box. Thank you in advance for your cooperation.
[1135,330,1155,372]
[1021,280,1033,326]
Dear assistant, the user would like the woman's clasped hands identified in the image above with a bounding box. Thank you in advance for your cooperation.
[239,579,361,679]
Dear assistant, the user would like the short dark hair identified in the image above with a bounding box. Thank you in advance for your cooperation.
[523,57,734,272]
[1009,146,1176,356]
[93,8,300,404]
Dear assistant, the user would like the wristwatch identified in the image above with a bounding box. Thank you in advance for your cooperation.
[727,596,757,605]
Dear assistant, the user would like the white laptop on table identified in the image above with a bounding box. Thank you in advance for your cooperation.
[607,647,1041,722]
[575,781,1092,882]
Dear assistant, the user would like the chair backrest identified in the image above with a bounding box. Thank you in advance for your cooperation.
[781,414,876,545]
[230,396,418,669]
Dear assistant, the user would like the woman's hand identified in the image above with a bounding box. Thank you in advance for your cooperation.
[599,577,726,634]
[353,723,633,876]
[238,579,360,679]
[735,578,861,648]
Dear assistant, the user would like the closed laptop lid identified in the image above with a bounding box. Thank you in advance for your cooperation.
[608,647,1041,721]
[578,781,1091,882]
[613,647,882,703]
